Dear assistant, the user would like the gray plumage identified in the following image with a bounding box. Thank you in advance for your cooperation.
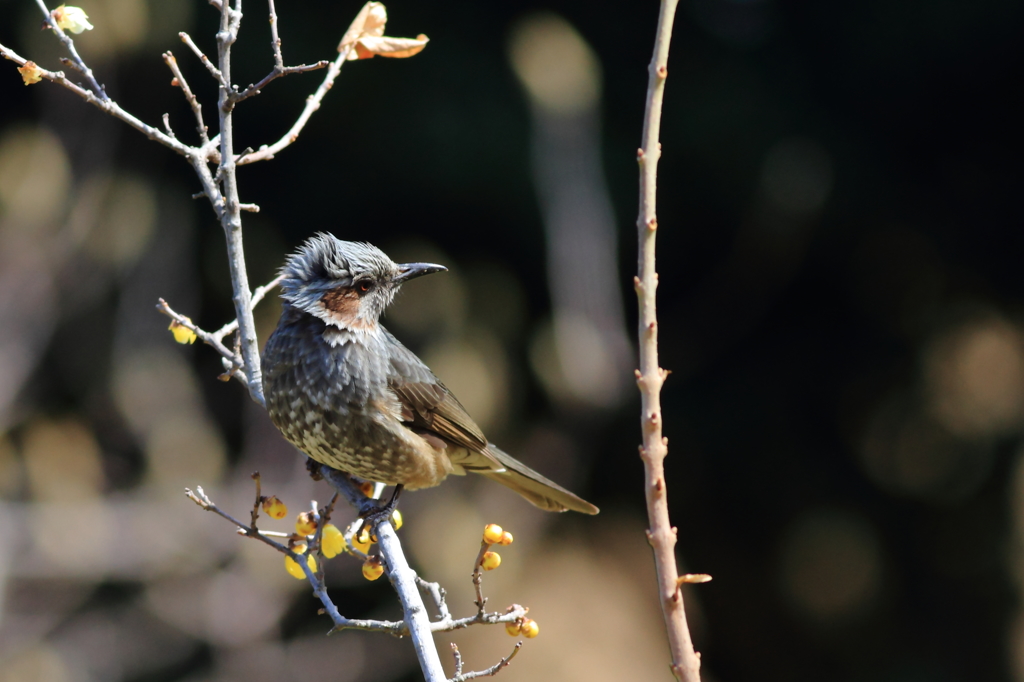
[262,233,599,514]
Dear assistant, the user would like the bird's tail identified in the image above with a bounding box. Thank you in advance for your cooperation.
[478,445,599,515]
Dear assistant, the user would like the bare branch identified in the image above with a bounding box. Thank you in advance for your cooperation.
[33,0,106,99]
[232,60,330,104]
[211,0,266,406]
[163,51,210,146]
[268,0,284,68]
[447,643,522,682]
[179,32,226,86]
[635,2,702,681]
[471,540,490,614]
[416,576,452,622]
[155,298,246,382]
[0,42,192,156]
[236,44,353,164]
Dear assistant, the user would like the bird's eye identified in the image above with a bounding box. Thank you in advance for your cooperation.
[356,280,372,293]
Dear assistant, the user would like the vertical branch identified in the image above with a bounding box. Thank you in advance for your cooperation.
[319,468,446,682]
[215,0,265,404]
[376,519,447,682]
[635,2,701,681]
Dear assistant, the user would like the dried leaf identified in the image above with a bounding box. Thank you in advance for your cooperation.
[356,34,429,59]
[339,2,428,60]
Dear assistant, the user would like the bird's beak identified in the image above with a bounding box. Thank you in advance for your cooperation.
[394,262,447,283]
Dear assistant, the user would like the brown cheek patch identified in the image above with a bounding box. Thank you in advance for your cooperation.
[320,287,374,329]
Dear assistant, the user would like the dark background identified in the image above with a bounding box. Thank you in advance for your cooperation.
[1,1,1022,681]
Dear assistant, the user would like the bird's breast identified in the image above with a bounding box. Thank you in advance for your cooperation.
[262,312,450,487]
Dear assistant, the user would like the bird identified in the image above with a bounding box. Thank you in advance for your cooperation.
[261,234,599,515]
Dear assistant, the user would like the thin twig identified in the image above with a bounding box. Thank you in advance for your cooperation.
[179,32,226,86]
[163,51,210,146]
[232,60,330,104]
[471,540,490,614]
[416,576,452,622]
[0,43,192,156]
[155,298,246,384]
[447,643,522,682]
[235,43,352,164]
[249,471,263,528]
[33,0,106,99]
[185,485,407,635]
[268,0,284,68]
[635,2,701,681]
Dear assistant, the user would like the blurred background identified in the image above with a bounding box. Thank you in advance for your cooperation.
[1,0,1021,680]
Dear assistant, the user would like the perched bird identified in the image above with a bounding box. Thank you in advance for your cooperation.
[262,234,599,514]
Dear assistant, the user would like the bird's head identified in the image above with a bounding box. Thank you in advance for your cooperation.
[279,233,446,331]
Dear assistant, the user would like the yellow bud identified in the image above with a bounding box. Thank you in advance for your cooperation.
[480,551,501,571]
[358,481,375,497]
[362,556,384,581]
[483,523,504,545]
[520,619,539,638]
[168,320,197,344]
[53,4,94,33]
[262,495,287,519]
[285,550,317,579]
[18,61,43,86]
[321,524,345,558]
[498,531,514,546]
[392,509,403,530]
[295,511,318,536]
[505,621,521,636]
[351,535,371,554]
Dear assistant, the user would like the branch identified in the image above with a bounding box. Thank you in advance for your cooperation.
[232,60,330,104]
[448,642,521,682]
[213,0,265,406]
[319,468,447,681]
[179,31,226,87]
[155,298,247,386]
[33,0,106,99]
[234,43,353,164]
[185,484,409,635]
[0,42,192,157]
[635,2,703,681]
[163,51,210,146]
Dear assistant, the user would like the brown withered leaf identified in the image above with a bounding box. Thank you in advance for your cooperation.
[339,2,429,60]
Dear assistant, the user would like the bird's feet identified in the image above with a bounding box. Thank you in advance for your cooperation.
[357,484,403,536]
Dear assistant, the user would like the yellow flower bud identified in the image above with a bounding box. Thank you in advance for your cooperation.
[285,549,317,579]
[498,531,514,546]
[520,619,539,638]
[18,61,43,86]
[483,523,504,545]
[168,320,197,344]
[362,556,384,581]
[295,511,318,536]
[321,524,345,558]
[391,509,403,530]
[52,4,94,34]
[505,621,521,636]
[480,551,501,571]
[262,495,287,519]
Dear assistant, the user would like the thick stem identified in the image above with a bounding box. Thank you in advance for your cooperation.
[636,1,701,681]
[216,0,264,404]
[319,468,446,681]
[377,518,446,681]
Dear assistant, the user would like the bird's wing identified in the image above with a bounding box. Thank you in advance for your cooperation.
[384,330,503,472]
